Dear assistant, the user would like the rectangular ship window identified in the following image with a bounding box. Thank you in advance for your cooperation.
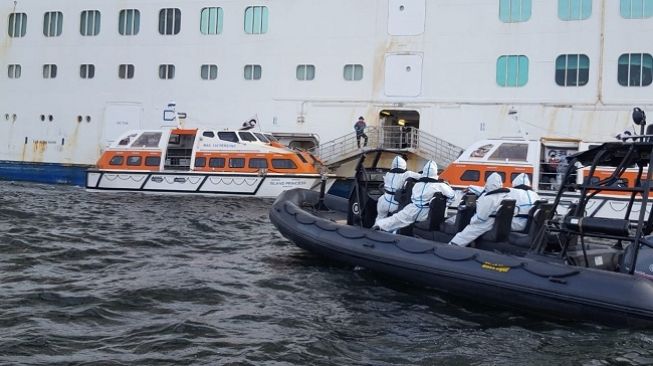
[8,13,27,37]
[43,11,63,37]
[119,9,140,35]
[80,10,101,36]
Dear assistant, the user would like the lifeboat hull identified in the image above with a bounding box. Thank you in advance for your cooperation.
[86,170,331,198]
[270,188,653,327]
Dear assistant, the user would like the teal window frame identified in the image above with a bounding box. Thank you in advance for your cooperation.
[43,11,63,37]
[620,0,653,18]
[80,64,95,79]
[244,64,262,80]
[118,9,141,36]
[296,64,315,81]
[8,12,27,37]
[201,64,218,80]
[499,0,532,23]
[80,10,101,36]
[618,53,653,87]
[496,55,528,87]
[555,54,590,86]
[343,64,364,81]
[43,64,57,79]
[159,8,181,35]
[558,0,591,20]
[244,6,268,34]
[8,64,21,79]
[119,9,140,36]
[200,7,223,35]
[119,64,135,79]
[158,64,175,80]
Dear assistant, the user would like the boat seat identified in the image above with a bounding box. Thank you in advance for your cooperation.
[508,203,553,249]
[394,178,417,211]
[415,193,476,242]
[480,199,516,242]
[514,199,548,234]
[412,193,448,240]
[440,193,477,234]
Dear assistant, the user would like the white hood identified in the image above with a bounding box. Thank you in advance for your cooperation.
[391,156,407,170]
[511,173,531,188]
[421,161,439,180]
[485,172,503,191]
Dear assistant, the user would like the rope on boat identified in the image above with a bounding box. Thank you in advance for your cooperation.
[207,177,259,186]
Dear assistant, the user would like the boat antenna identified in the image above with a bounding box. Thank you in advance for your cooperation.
[240,115,258,131]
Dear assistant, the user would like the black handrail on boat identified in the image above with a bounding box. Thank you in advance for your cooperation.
[547,138,653,275]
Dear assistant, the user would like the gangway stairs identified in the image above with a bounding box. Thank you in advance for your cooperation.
[311,126,463,173]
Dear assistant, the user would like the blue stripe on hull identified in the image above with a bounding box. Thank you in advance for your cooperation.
[0,161,90,186]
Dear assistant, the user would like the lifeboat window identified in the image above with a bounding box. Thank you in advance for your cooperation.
[272,159,297,169]
[460,170,480,182]
[109,156,124,165]
[230,158,245,168]
[195,157,206,167]
[470,144,493,158]
[613,178,629,188]
[145,156,161,166]
[118,134,137,146]
[202,131,215,138]
[295,153,308,163]
[218,132,239,142]
[238,132,257,142]
[132,132,162,148]
[209,157,225,168]
[484,171,506,183]
[583,176,600,185]
[254,133,269,142]
[510,172,533,184]
[126,156,142,166]
[249,158,268,168]
[488,143,528,161]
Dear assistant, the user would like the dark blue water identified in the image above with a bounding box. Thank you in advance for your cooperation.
[1,182,653,365]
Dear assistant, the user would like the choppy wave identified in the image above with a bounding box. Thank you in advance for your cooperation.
[1,182,652,365]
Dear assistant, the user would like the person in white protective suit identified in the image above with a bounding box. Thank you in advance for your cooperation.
[375,156,422,223]
[449,172,509,246]
[507,173,541,231]
[374,160,455,232]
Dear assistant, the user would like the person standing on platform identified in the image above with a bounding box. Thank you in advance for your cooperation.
[354,116,368,148]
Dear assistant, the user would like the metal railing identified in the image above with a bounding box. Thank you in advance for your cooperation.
[311,126,463,168]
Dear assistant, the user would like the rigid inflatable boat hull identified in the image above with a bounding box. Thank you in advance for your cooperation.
[270,189,653,327]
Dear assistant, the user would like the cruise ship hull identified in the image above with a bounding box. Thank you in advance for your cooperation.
[0,161,89,186]
[2,1,652,184]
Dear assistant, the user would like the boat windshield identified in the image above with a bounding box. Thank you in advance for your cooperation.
[218,132,239,143]
[131,132,162,148]
[238,132,257,142]
[254,133,269,142]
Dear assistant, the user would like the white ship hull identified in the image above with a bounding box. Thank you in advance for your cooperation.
[1,1,651,184]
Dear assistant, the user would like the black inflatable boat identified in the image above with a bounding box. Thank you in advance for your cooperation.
[270,117,653,327]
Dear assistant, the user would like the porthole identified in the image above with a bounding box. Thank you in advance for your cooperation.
[86,116,92,123]
[48,115,53,122]
[399,5,405,11]
[12,114,17,122]
[406,66,412,72]
[77,115,83,123]
[40,114,45,121]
